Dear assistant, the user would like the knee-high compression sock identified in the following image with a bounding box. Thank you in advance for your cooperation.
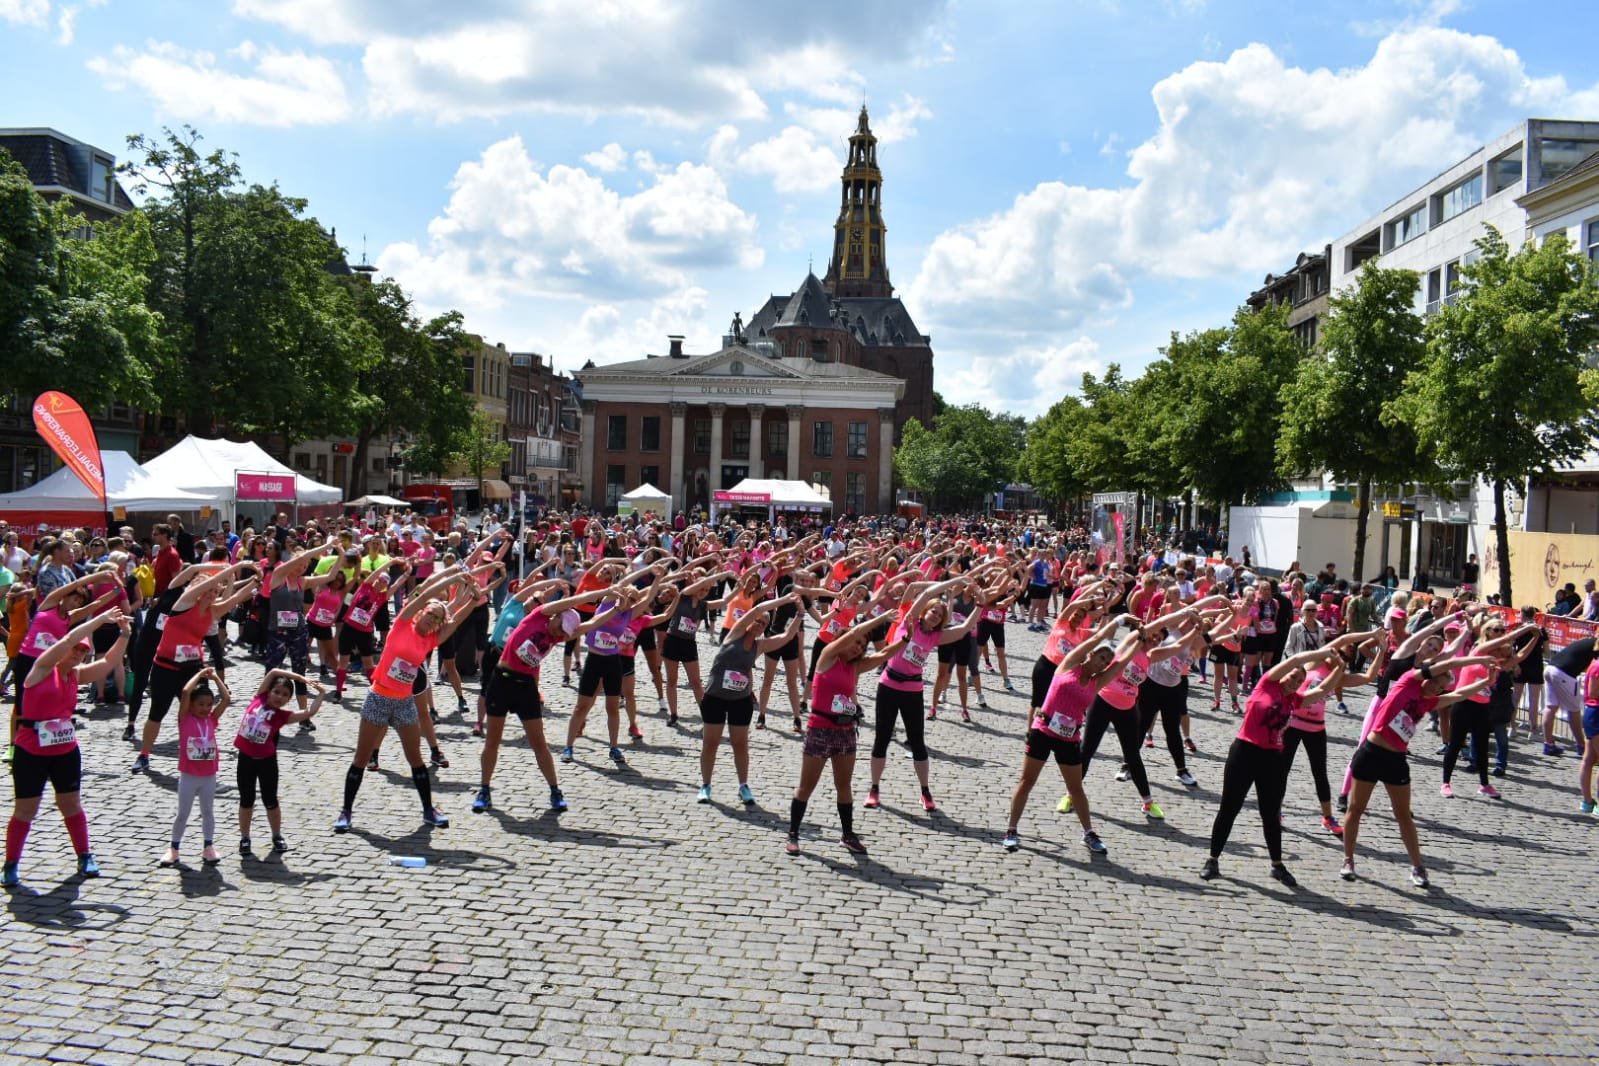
[6,818,31,863]
[788,798,807,838]
[343,766,365,810]
[62,811,89,855]
[838,802,855,835]
[411,765,435,810]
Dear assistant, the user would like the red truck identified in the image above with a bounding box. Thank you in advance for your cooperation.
[402,484,456,533]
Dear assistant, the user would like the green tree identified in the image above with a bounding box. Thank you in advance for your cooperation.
[1392,226,1599,606]
[449,408,512,501]
[1277,260,1428,583]
[126,126,377,439]
[0,151,161,410]
[1022,397,1088,507]
[893,403,1020,509]
[342,280,475,497]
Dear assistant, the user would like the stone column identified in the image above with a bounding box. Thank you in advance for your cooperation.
[877,407,896,512]
[579,399,597,507]
[708,403,726,492]
[786,404,803,481]
[747,404,764,479]
[668,402,687,512]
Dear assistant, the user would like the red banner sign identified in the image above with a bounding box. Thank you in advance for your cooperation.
[714,491,771,504]
[235,473,296,502]
[32,391,106,509]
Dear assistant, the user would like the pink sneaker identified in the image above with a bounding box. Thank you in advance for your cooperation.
[1440,783,1454,798]
[1478,785,1501,799]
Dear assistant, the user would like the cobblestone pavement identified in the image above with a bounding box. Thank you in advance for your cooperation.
[4,617,1597,1066]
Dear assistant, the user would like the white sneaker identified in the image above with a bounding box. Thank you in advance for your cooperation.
[1177,769,1197,787]
[1114,767,1130,782]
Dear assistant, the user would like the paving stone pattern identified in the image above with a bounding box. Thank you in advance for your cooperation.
[3,618,1597,1065]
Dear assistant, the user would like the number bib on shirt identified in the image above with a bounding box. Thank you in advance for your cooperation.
[830,694,860,720]
[1389,710,1417,743]
[387,658,420,686]
[592,632,619,653]
[348,607,373,628]
[237,708,274,745]
[674,617,699,636]
[515,641,543,668]
[904,642,928,668]
[1046,711,1082,741]
[723,670,750,693]
[29,632,57,655]
[155,613,168,631]
[174,644,203,663]
[1257,619,1276,635]
[34,718,75,747]
[276,610,302,629]
[310,607,336,625]
[186,734,217,762]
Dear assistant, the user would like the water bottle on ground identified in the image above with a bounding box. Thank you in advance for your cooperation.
[387,855,427,868]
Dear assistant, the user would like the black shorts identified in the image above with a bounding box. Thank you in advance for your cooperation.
[1211,645,1240,667]
[578,654,625,698]
[339,626,376,658]
[11,744,82,799]
[620,655,636,677]
[486,669,545,721]
[937,636,972,667]
[766,635,801,662]
[1241,635,1270,655]
[701,693,755,727]
[1030,655,1057,710]
[1027,583,1050,603]
[308,623,335,642]
[662,635,698,663]
[1350,740,1411,787]
[637,626,658,653]
[92,623,120,655]
[437,630,457,659]
[1024,728,1083,766]
[977,620,1006,649]
[867,619,891,643]
[482,644,501,677]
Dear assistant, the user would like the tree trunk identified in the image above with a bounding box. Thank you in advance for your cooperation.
[1494,477,1513,607]
[1133,491,1144,551]
[1352,474,1372,585]
[350,429,373,499]
[1182,488,1193,534]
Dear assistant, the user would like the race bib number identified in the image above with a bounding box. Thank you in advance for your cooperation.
[830,694,859,719]
[186,735,217,762]
[349,607,373,627]
[824,619,843,637]
[952,613,967,627]
[731,608,747,623]
[985,609,1005,623]
[592,631,619,653]
[311,607,336,625]
[155,613,168,631]
[237,708,274,745]
[276,610,301,628]
[723,670,750,693]
[387,657,420,686]
[904,642,928,668]
[1047,711,1081,741]
[515,640,543,668]
[34,717,75,747]
[1389,710,1417,742]
[1258,619,1277,634]
[174,644,203,663]
[675,617,699,636]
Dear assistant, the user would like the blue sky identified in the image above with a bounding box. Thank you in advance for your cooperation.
[5,0,1598,416]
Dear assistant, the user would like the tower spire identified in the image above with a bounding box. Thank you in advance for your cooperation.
[823,106,892,298]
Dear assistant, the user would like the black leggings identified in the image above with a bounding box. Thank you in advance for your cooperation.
[1081,697,1150,797]
[146,662,202,724]
[1442,704,1490,787]
[1137,681,1188,773]
[236,752,280,810]
[1282,726,1330,803]
[870,684,928,761]
[1208,738,1287,862]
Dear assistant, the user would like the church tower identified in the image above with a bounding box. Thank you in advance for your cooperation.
[823,106,893,299]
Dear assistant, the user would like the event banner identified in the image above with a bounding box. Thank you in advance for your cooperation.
[31,390,106,509]
[713,490,772,504]
[235,472,296,502]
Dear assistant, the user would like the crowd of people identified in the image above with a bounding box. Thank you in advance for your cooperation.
[1,508,1594,892]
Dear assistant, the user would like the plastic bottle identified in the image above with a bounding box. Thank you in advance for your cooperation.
[387,855,427,868]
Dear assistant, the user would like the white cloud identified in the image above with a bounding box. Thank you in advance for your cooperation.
[232,0,952,125]
[87,41,352,126]
[377,135,761,323]
[943,338,1105,415]
[55,3,74,44]
[784,95,933,145]
[910,23,1599,416]
[582,143,628,173]
[709,123,840,194]
[0,0,48,28]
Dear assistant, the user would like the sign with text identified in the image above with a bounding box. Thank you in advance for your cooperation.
[32,391,106,509]
[713,490,771,504]
[235,472,296,502]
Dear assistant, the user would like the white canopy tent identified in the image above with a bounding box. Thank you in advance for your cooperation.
[710,478,833,522]
[345,494,409,509]
[142,436,342,519]
[0,450,211,520]
[617,483,672,517]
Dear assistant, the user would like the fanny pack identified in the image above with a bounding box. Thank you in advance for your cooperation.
[884,666,921,684]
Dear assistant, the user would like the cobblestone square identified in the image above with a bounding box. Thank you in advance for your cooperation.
[4,620,1596,1065]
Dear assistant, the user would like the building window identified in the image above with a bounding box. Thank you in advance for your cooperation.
[641,416,661,452]
[294,452,312,471]
[1585,219,1599,263]
[812,421,833,458]
[1435,173,1483,225]
[847,421,868,459]
[605,464,626,505]
[768,419,787,457]
[607,415,627,451]
[1540,139,1599,183]
[640,464,660,487]
[89,157,113,203]
[731,420,750,459]
[812,471,832,492]
[1490,145,1523,195]
[462,355,476,394]
[1385,204,1426,250]
[846,473,865,514]
[693,419,710,454]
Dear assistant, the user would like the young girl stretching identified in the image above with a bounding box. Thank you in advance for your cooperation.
[236,669,326,856]
[160,668,230,867]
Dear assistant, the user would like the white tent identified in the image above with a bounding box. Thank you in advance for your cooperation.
[617,483,672,516]
[0,450,212,513]
[142,435,342,508]
[345,494,409,509]
[710,478,833,521]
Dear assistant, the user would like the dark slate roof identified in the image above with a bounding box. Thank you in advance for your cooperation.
[746,272,929,347]
[0,131,135,213]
